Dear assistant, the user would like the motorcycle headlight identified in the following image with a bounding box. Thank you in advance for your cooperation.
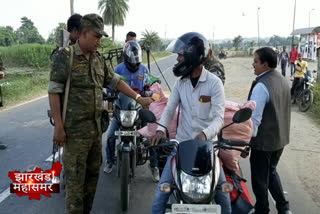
[180,170,212,202]
[120,110,137,127]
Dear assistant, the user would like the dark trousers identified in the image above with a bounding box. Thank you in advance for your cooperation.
[291,77,304,98]
[250,148,289,214]
[280,61,287,77]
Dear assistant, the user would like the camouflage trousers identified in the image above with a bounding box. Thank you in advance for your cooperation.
[63,130,102,214]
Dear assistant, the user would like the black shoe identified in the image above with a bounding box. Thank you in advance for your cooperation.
[0,144,7,150]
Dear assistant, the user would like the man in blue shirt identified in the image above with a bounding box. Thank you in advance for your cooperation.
[104,41,151,174]
[248,47,291,214]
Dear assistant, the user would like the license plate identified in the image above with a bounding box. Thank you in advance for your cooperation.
[115,131,140,137]
[171,204,221,214]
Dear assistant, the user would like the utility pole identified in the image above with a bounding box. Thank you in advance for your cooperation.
[164,24,167,41]
[257,7,260,48]
[212,26,215,50]
[308,8,315,28]
[291,0,297,46]
[70,0,74,15]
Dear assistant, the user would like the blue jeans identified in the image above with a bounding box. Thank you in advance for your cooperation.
[290,63,295,76]
[152,152,232,214]
[105,118,119,164]
[105,118,158,167]
[280,61,287,77]
[149,148,159,168]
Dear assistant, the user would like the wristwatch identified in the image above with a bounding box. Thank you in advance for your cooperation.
[135,94,141,101]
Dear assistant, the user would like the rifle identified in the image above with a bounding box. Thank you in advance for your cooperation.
[0,85,3,107]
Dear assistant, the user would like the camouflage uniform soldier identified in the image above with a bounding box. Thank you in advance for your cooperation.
[204,49,226,84]
[48,14,153,214]
[0,55,7,149]
[0,55,4,71]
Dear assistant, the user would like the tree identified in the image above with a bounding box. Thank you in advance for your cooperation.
[233,35,243,50]
[140,30,161,51]
[16,16,44,44]
[47,23,67,45]
[98,0,129,41]
[250,40,256,47]
[0,26,17,46]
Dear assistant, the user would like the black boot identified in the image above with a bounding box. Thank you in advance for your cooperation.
[0,144,7,150]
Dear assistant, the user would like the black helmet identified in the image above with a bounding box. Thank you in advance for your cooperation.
[166,32,209,78]
[123,41,142,72]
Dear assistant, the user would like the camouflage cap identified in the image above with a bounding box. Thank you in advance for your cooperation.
[81,13,108,37]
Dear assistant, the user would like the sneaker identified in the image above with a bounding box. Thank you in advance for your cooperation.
[149,165,160,182]
[0,144,7,150]
[248,208,255,214]
[103,161,113,174]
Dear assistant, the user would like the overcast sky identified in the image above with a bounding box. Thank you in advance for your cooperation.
[1,0,320,41]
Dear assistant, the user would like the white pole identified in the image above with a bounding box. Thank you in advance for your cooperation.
[70,0,74,15]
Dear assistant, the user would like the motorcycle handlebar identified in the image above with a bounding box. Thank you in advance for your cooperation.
[143,138,178,149]
[223,139,250,147]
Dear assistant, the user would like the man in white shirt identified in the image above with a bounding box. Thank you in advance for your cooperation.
[150,32,229,214]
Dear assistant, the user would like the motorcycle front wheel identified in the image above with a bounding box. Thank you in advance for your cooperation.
[120,152,130,211]
[298,89,313,112]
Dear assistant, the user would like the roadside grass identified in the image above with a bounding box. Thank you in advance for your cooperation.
[0,71,49,107]
[0,50,171,108]
[310,82,320,124]
[143,51,172,64]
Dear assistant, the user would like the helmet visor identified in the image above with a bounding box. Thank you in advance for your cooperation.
[124,42,142,64]
[166,39,186,55]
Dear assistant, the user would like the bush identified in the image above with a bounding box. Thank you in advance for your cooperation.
[0,71,49,106]
[0,44,54,68]
[311,82,320,122]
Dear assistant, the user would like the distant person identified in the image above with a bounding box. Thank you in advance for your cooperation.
[117,31,137,64]
[248,47,291,214]
[289,45,298,77]
[278,46,289,77]
[51,14,82,59]
[291,53,307,104]
[67,13,83,45]
[204,48,226,84]
[125,31,136,42]
[0,57,7,150]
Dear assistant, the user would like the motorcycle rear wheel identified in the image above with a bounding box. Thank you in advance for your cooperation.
[120,152,130,211]
[298,89,313,112]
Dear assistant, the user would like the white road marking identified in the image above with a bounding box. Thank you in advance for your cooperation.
[0,55,175,204]
[0,95,48,112]
[0,188,11,203]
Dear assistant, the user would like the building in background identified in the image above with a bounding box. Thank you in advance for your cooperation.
[291,26,320,61]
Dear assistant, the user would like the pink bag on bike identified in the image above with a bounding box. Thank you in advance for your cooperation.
[219,100,256,172]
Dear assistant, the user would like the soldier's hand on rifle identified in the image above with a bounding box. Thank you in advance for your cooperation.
[53,126,66,146]
[137,96,153,109]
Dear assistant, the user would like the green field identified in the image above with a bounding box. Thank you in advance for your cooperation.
[0,44,171,108]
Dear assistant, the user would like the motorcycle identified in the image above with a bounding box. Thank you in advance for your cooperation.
[296,70,317,112]
[218,51,227,60]
[110,93,151,211]
[139,108,252,214]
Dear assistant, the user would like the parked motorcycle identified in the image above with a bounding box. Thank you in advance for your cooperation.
[296,70,317,112]
[139,108,252,214]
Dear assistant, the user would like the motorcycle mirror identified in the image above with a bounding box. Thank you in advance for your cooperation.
[139,109,157,123]
[232,108,252,123]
